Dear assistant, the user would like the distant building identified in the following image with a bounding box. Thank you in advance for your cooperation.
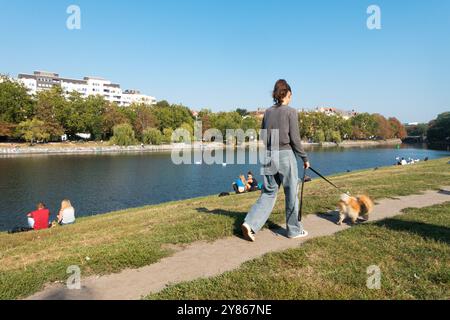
[17,71,156,107]
[315,107,358,120]
[249,108,266,119]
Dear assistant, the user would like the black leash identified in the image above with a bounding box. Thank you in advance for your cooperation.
[298,167,348,222]
[308,167,340,190]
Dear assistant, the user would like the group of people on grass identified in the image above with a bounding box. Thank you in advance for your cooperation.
[25,199,76,231]
[232,171,261,194]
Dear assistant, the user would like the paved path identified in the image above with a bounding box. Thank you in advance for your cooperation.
[28,187,450,300]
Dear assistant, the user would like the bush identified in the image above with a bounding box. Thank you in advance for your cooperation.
[143,128,163,145]
[110,123,137,146]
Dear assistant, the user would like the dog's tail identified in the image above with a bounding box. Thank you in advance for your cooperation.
[357,195,374,217]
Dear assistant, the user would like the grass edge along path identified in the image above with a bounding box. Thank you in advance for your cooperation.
[0,157,449,300]
[148,202,450,300]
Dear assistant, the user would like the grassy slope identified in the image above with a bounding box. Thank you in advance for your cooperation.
[149,203,450,300]
[0,157,449,299]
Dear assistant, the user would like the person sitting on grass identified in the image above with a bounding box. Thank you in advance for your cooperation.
[246,172,259,192]
[27,202,50,231]
[57,199,76,226]
[232,175,247,194]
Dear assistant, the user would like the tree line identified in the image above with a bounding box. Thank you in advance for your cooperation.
[1,76,410,146]
[299,111,407,143]
[405,112,450,149]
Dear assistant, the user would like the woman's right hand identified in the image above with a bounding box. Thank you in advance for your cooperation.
[304,161,311,169]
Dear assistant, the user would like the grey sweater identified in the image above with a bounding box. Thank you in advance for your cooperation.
[262,105,309,163]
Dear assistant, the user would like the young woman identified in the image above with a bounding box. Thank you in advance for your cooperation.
[57,199,76,225]
[241,80,310,242]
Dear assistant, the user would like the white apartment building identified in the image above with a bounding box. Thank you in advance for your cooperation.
[17,71,156,107]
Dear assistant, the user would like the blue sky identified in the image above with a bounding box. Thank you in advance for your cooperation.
[0,0,449,123]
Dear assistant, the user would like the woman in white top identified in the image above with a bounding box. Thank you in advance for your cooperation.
[57,199,76,225]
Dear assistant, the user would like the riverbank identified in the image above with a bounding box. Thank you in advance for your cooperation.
[0,157,449,299]
[0,139,403,155]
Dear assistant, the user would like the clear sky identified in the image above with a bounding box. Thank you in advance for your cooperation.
[0,0,449,123]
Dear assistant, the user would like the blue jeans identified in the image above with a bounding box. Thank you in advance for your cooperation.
[244,150,304,238]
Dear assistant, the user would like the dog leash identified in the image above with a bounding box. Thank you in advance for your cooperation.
[298,167,349,222]
[309,167,350,195]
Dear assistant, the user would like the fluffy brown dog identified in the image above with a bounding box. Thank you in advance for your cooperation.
[337,194,374,225]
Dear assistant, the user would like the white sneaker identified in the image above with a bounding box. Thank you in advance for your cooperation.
[290,230,309,239]
[241,223,255,242]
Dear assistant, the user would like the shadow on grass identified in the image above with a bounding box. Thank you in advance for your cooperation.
[196,207,284,238]
[374,218,450,245]
[27,285,95,301]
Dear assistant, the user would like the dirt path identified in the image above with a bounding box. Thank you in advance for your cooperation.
[27,187,450,300]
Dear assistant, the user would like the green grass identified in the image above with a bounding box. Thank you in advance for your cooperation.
[0,157,449,300]
[148,202,450,300]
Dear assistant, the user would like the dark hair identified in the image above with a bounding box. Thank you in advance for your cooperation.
[247,171,253,176]
[272,79,292,106]
[37,202,46,209]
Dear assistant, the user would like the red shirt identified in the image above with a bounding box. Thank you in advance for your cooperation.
[30,209,50,230]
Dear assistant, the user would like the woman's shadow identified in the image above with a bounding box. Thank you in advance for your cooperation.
[195,207,286,239]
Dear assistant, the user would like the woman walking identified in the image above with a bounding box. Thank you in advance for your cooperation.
[241,79,310,242]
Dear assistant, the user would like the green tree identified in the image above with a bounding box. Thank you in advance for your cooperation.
[236,108,249,117]
[330,130,342,143]
[128,103,158,140]
[110,123,137,146]
[0,76,34,137]
[427,112,450,146]
[15,118,50,144]
[143,128,163,145]
[163,128,174,144]
[313,129,326,143]
[406,123,428,137]
[34,87,65,140]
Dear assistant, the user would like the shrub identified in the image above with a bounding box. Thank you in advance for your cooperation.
[143,128,163,145]
[110,123,137,146]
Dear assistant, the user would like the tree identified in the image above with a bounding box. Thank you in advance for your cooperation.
[236,108,249,117]
[110,123,137,146]
[406,123,428,137]
[313,129,325,143]
[350,113,378,139]
[143,128,163,145]
[15,118,50,144]
[163,128,174,144]
[373,114,393,139]
[388,117,407,139]
[0,76,34,125]
[102,102,129,140]
[330,130,342,143]
[34,87,65,140]
[129,103,158,139]
[427,112,450,146]
[0,121,14,137]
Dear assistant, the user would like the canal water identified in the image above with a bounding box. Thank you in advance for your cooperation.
[0,145,448,231]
